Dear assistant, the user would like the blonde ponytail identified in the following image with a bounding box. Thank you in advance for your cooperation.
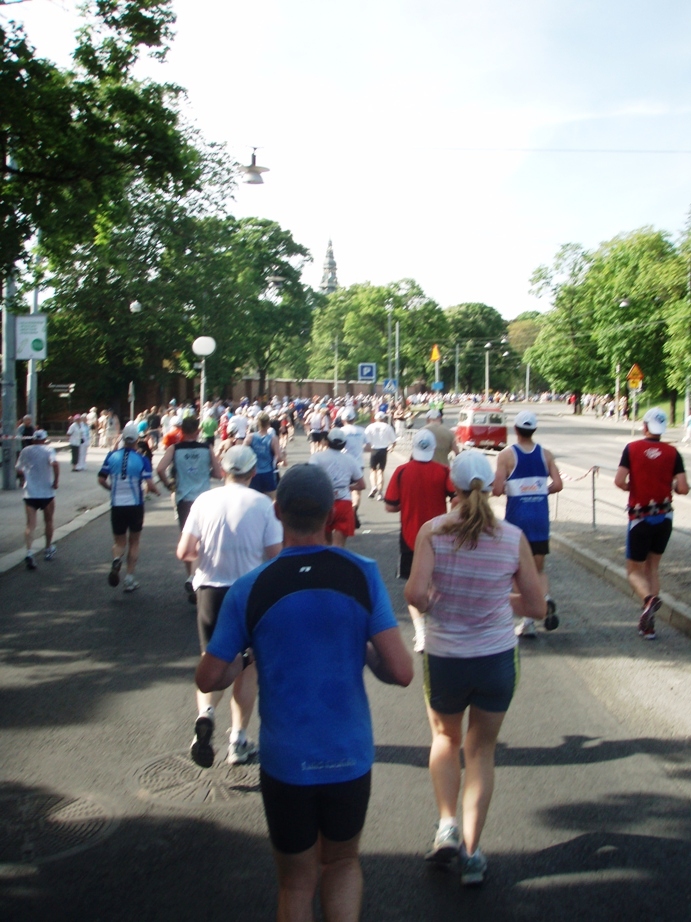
[434,478,497,549]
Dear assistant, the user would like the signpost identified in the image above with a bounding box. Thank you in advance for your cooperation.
[358,363,376,384]
[16,314,47,361]
[627,363,644,434]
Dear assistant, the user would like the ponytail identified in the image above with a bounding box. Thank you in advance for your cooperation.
[434,478,497,549]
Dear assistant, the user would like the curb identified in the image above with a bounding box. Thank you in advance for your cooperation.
[0,500,112,576]
[551,531,691,640]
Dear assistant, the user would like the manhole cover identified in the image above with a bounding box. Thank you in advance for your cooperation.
[0,787,118,865]
[136,754,260,806]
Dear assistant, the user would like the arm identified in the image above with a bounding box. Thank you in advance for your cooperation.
[350,475,366,492]
[544,449,563,494]
[156,445,175,488]
[98,475,110,492]
[195,651,247,693]
[614,465,630,491]
[210,449,223,481]
[51,459,60,490]
[510,533,548,620]
[674,471,689,495]
[492,448,512,497]
[404,522,436,612]
[264,542,282,560]
[366,627,414,686]
[176,531,200,563]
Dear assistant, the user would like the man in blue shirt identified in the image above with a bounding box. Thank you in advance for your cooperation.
[195,464,412,922]
[98,422,159,592]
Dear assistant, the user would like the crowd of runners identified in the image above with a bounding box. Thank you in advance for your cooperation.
[10,393,687,920]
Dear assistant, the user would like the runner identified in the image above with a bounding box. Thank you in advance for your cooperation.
[15,429,59,570]
[364,411,397,500]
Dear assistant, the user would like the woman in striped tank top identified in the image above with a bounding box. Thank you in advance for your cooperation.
[405,450,546,885]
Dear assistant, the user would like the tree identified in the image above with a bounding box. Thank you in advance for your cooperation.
[1,2,197,280]
[444,302,510,393]
[526,244,605,411]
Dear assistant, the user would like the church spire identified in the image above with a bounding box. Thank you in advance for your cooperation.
[319,239,338,295]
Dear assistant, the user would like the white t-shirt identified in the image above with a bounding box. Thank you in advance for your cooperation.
[229,414,249,439]
[309,450,363,501]
[16,444,57,498]
[364,421,397,450]
[183,483,283,589]
[341,424,367,470]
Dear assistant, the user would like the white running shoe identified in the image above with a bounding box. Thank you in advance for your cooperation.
[425,824,460,864]
[123,575,139,593]
[44,545,57,561]
[227,736,258,765]
[515,618,536,638]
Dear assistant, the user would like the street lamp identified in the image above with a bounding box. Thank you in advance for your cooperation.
[192,336,217,411]
[129,300,142,314]
[242,148,269,184]
[484,343,491,402]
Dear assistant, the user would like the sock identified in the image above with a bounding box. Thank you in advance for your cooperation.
[438,817,458,833]
[230,728,246,745]
[199,706,214,721]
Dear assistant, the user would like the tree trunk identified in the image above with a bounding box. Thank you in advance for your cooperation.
[669,390,678,426]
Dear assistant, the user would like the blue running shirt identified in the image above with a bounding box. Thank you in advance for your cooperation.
[504,444,549,543]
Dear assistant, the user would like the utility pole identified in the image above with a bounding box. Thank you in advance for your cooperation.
[2,274,18,490]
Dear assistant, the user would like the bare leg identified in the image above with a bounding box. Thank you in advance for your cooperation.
[461,706,506,856]
[112,534,127,561]
[273,845,319,922]
[408,604,425,651]
[43,499,55,548]
[24,504,38,551]
[196,687,225,714]
[426,705,463,822]
[125,531,141,576]
[319,833,363,922]
[230,663,257,736]
[533,554,549,598]
[331,530,347,549]
[626,554,662,602]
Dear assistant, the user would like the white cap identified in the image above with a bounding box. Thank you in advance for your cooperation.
[643,407,667,435]
[327,428,347,447]
[122,423,139,442]
[343,407,356,422]
[450,449,494,492]
[412,429,436,462]
[514,410,537,430]
[375,411,386,421]
[426,409,441,420]
[32,429,48,441]
[221,445,257,476]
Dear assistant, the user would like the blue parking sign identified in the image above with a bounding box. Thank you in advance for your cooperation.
[358,363,377,383]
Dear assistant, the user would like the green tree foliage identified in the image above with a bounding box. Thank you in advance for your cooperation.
[525,244,604,411]
[444,302,511,393]
[1,1,197,277]
[309,280,447,391]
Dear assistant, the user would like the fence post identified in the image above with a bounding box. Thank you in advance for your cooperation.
[591,467,597,530]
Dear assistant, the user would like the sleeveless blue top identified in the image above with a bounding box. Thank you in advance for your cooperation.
[504,444,549,543]
[250,432,275,474]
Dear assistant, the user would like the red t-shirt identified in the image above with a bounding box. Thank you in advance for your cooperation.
[162,427,183,449]
[619,438,684,519]
[385,459,455,549]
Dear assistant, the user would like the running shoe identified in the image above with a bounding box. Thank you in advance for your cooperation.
[25,553,37,571]
[123,575,139,593]
[638,595,660,639]
[190,714,215,768]
[377,491,384,501]
[44,545,57,561]
[184,578,196,604]
[108,557,122,587]
[354,511,361,529]
[515,618,537,638]
[544,597,559,631]
[368,488,377,498]
[460,847,487,886]
[227,736,259,765]
[425,824,460,864]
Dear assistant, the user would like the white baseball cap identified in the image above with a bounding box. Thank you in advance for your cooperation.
[122,423,139,442]
[642,407,667,435]
[450,449,494,492]
[514,410,537,430]
[425,409,441,420]
[412,429,436,462]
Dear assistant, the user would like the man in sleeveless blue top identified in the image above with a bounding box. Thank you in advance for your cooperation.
[195,464,413,922]
[493,410,562,637]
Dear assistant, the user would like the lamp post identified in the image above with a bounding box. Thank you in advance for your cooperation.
[192,336,217,411]
[242,148,269,184]
[484,342,491,402]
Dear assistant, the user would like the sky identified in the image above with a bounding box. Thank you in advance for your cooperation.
[7,0,691,319]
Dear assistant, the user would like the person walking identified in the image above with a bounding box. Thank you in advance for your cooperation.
[67,414,83,472]
[15,429,60,569]
[385,429,456,652]
[363,411,397,500]
[492,410,563,638]
[405,450,545,885]
[195,464,413,921]
[309,428,365,548]
[244,411,283,499]
[77,413,91,470]
[614,407,688,639]
[157,416,223,602]
[177,445,283,768]
[422,408,459,467]
[341,406,367,528]
[98,422,159,592]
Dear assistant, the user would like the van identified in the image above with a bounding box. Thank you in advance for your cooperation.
[455,406,507,451]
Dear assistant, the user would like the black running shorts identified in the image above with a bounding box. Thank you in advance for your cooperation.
[626,516,673,562]
[110,504,144,536]
[424,647,519,714]
[370,448,388,471]
[196,584,230,651]
[260,768,371,854]
[24,497,54,511]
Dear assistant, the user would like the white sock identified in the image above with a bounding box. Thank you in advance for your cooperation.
[199,706,214,721]
[438,817,458,832]
[230,728,246,745]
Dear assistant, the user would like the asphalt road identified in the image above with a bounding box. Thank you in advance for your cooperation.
[1,429,691,921]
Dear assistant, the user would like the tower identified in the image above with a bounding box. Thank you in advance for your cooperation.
[319,239,338,295]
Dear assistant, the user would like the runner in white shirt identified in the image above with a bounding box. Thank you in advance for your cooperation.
[364,412,397,500]
[309,430,365,547]
[15,430,59,569]
[341,407,368,527]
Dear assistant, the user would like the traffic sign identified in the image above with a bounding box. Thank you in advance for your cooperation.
[431,381,445,391]
[430,344,441,362]
[383,378,397,393]
[627,363,644,390]
[358,362,377,383]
